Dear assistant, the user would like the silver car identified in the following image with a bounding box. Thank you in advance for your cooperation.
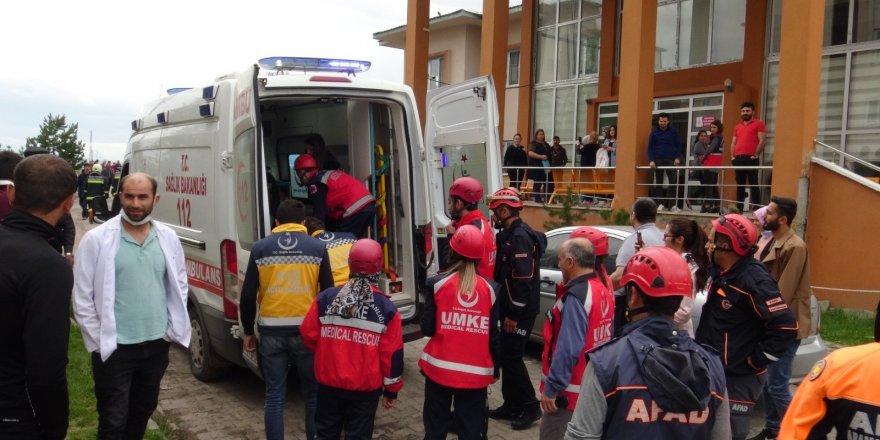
[532,225,828,382]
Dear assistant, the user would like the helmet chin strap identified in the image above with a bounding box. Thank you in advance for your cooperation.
[121,210,152,226]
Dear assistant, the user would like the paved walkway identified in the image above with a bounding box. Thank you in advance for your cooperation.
[156,337,545,439]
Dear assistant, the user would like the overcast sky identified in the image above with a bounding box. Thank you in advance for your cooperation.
[0,0,499,161]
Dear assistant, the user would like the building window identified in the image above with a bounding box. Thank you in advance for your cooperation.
[765,0,880,175]
[654,0,745,71]
[535,0,602,84]
[532,82,598,146]
[428,56,443,91]
[507,49,521,86]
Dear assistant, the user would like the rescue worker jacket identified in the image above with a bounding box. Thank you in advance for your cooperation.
[239,223,334,337]
[779,342,880,439]
[85,172,108,200]
[300,285,404,399]
[589,315,727,439]
[307,170,375,222]
[694,257,798,376]
[493,218,547,322]
[540,272,614,411]
[420,272,501,389]
[311,229,357,286]
[453,210,496,280]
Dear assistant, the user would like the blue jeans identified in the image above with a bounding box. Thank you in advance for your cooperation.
[762,339,799,434]
[258,333,317,440]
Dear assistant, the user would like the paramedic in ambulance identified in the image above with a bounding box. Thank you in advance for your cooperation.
[240,199,334,440]
[73,172,191,440]
[442,176,496,279]
[294,153,376,238]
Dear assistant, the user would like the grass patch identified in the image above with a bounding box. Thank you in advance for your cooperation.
[67,323,176,440]
[819,308,876,347]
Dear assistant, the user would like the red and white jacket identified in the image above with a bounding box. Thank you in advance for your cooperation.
[301,285,404,398]
[452,210,496,280]
[540,272,614,411]
[419,272,501,389]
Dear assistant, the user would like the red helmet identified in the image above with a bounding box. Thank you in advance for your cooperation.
[448,177,484,205]
[621,247,692,298]
[569,226,609,257]
[711,213,758,256]
[449,224,484,260]
[487,187,523,210]
[294,154,318,170]
[348,239,383,276]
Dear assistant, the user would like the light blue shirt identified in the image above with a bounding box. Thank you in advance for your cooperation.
[615,223,666,268]
[114,227,168,344]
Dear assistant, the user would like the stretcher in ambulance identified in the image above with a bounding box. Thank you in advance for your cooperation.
[122,57,502,380]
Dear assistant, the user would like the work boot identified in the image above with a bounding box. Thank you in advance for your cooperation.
[746,428,777,440]
[510,405,542,430]
[488,404,518,421]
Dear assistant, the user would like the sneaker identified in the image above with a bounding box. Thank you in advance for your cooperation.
[510,405,542,430]
[657,204,666,211]
[746,428,777,440]
[488,404,518,421]
[671,206,682,213]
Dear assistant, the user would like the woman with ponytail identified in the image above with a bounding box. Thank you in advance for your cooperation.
[419,225,500,440]
[662,218,709,336]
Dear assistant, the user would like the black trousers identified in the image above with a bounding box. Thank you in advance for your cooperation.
[507,169,525,191]
[315,385,380,440]
[649,158,681,208]
[92,339,170,440]
[499,315,537,412]
[331,203,376,238]
[423,376,487,440]
[732,155,760,211]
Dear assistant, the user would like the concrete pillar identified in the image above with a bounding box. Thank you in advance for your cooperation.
[516,0,535,140]
[480,0,509,138]
[613,0,657,210]
[405,0,430,131]
[771,0,824,198]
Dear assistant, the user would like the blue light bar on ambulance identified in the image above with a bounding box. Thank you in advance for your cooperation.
[167,88,192,95]
[258,57,371,75]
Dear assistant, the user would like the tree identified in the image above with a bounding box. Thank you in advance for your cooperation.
[26,114,85,167]
[543,188,588,229]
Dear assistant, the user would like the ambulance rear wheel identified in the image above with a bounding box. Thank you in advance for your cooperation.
[188,305,229,381]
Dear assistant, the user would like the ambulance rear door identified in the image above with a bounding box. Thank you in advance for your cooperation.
[424,75,503,276]
[231,64,264,372]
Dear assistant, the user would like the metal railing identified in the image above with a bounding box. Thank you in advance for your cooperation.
[814,140,880,181]
[501,163,773,213]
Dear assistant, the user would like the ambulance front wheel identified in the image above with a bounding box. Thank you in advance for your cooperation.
[188,304,230,381]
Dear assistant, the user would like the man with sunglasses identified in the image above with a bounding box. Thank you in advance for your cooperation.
[695,213,797,440]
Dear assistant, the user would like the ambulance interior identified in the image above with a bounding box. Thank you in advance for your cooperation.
[257,97,421,305]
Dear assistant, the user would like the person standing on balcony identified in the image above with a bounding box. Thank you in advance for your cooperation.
[503,133,529,191]
[528,129,551,204]
[602,125,617,167]
[730,102,766,212]
[647,114,682,211]
[748,196,812,440]
[702,120,724,213]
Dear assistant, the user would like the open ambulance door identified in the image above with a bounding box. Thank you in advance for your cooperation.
[424,75,503,276]
[231,64,264,373]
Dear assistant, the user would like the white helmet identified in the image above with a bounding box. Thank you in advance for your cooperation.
[92,163,102,173]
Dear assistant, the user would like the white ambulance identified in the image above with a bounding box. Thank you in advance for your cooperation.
[122,57,502,380]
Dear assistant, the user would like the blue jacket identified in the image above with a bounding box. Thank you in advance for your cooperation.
[588,315,727,439]
[647,127,682,162]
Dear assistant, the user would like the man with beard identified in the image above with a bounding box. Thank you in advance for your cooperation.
[441,176,496,279]
[730,102,766,211]
[73,172,191,439]
[695,213,797,440]
[749,196,812,440]
[0,154,76,439]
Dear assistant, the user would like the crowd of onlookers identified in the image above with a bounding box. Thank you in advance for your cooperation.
[503,101,765,213]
